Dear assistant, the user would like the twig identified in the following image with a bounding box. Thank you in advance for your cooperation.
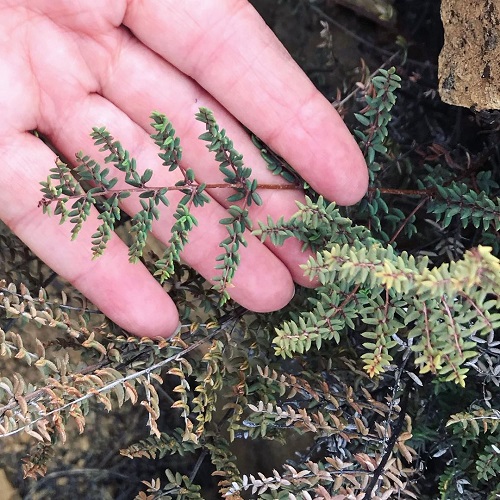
[308,2,437,70]
[334,50,403,109]
[388,196,429,244]
[0,308,246,438]
[371,187,434,196]
[39,181,300,207]
[0,286,101,315]
[189,449,209,484]
[363,379,413,498]
[381,345,412,453]
[307,3,395,58]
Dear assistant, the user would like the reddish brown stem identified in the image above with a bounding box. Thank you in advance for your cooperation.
[372,187,435,197]
[388,196,430,244]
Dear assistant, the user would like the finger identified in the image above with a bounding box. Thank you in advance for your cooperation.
[37,93,296,311]
[89,32,316,286]
[20,14,312,289]
[0,133,180,337]
[123,0,368,205]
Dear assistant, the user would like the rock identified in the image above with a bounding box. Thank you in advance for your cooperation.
[0,469,19,500]
[438,0,500,110]
[327,0,396,26]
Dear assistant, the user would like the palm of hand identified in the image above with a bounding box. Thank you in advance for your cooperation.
[0,0,367,336]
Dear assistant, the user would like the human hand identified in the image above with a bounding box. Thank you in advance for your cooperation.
[0,0,367,337]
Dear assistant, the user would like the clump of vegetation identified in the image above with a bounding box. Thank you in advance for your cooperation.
[1,3,499,499]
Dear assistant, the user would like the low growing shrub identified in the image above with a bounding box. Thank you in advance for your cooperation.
[1,64,499,499]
